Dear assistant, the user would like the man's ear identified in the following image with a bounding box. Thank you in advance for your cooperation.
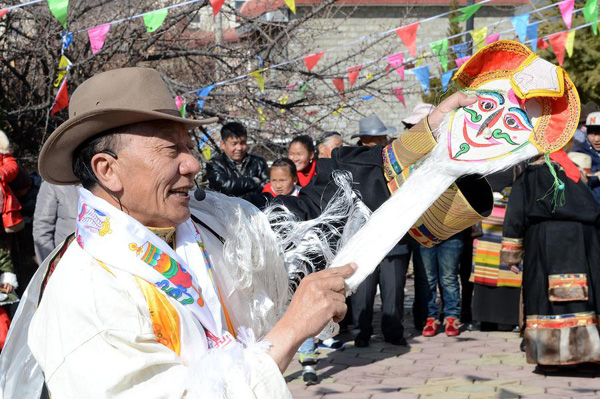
[220,139,226,150]
[91,153,123,193]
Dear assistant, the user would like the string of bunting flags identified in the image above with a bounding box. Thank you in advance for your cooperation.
[10,0,597,120]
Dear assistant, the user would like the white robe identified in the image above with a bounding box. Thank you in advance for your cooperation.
[22,193,292,399]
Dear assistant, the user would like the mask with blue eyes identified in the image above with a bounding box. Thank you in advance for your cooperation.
[447,79,542,162]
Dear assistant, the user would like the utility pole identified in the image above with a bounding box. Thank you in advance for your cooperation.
[466,0,475,55]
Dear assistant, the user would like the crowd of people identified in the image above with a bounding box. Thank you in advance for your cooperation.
[0,64,599,398]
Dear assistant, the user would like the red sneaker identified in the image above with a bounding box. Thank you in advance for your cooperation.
[444,317,460,337]
[422,317,440,337]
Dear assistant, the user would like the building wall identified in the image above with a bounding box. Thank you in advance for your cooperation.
[288,4,519,141]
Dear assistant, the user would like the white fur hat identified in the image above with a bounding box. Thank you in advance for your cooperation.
[0,130,10,155]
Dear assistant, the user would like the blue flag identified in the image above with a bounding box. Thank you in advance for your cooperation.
[451,43,468,59]
[511,14,530,43]
[412,66,430,96]
[61,31,73,52]
[526,22,540,51]
[441,70,454,92]
[196,85,215,111]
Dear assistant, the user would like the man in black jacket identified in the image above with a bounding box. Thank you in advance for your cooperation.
[205,122,269,196]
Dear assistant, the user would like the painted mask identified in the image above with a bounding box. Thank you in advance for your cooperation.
[447,79,542,162]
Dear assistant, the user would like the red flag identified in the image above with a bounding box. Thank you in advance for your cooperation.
[548,32,568,66]
[210,0,225,17]
[0,9,8,18]
[332,78,345,100]
[51,79,68,115]
[395,22,420,57]
[347,65,362,87]
[392,87,405,108]
[537,38,549,50]
[304,52,325,72]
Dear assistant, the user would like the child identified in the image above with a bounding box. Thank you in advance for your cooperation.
[0,247,18,350]
[263,158,301,197]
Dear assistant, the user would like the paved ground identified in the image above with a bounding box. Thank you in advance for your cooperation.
[285,276,600,398]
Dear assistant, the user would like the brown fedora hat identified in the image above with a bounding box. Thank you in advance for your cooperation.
[39,67,217,185]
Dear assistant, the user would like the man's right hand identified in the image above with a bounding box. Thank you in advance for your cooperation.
[265,263,357,372]
[428,92,477,134]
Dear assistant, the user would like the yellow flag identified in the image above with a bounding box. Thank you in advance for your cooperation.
[332,104,346,116]
[415,52,431,67]
[279,95,288,114]
[566,30,576,58]
[53,55,71,87]
[470,26,488,51]
[258,107,266,128]
[366,73,374,79]
[202,146,212,160]
[284,0,296,14]
[250,70,265,92]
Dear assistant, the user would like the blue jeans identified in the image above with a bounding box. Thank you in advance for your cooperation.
[298,337,316,355]
[420,235,463,319]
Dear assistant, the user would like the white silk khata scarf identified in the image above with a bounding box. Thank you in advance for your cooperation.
[75,188,232,347]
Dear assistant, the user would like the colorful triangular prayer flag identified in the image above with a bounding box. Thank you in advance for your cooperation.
[0,9,8,18]
[566,30,576,58]
[197,85,215,111]
[304,52,325,72]
[452,43,468,58]
[452,3,482,22]
[143,8,168,33]
[537,38,549,50]
[175,96,185,117]
[455,56,471,68]
[53,55,71,87]
[430,38,449,72]
[250,70,265,92]
[470,26,488,51]
[441,70,454,91]
[347,65,362,87]
[511,14,529,43]
[485,33,500,44]
[332,78,345,100]
[202,146,212,160]
[51,79,68,115]
[548,31,568,66]
[526,22,539,51]
[284,0,296,14]
[392,87,405,108]
[210,0,226,17]
[61,31,73,52]
[387,53,405,80]
[87,23,111,55]
[558,0,575,29]
[395,22,420,58]
[412,66,430,96]
[583,0,598,35]
[48,0,68,29]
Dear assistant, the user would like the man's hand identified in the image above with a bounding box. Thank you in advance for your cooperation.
[428,92,477,133]
[265,263,357,372]
[0,283,14,294]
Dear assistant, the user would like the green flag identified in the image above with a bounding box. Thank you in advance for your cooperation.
[143,8,168,33]
[452,3,482,22]
[48,0,68,29]
[430,38,449,72]
[583,0,598,35]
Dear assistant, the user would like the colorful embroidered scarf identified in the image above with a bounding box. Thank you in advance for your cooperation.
[75,188,227,339]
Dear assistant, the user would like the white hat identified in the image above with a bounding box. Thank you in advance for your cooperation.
[568,152,592,170]
[586,112,600,127]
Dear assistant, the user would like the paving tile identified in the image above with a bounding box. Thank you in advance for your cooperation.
[418,393,468,399]
[426,376,472,386]
[495,385,545,395]
[432,364,478,374]
[448,383,495,394]
[569,378,600,389]
[290,390,324,398]
[305,383,353,393]
[546,387,598,396]
[329,356,373,367]
[401,384,448,394]
[379,376,426,387]
[458,357,502,366]
[477,378,520,387]
[520,395,575,399]
[409,370,452,379]
[350,384,399,394]
[524,378,572,388]
[321,393,369,399]
[371,393,418,399]
[400,352,440,360]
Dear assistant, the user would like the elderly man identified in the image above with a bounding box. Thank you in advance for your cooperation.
[4,68,355,399]
[316,131,343,159]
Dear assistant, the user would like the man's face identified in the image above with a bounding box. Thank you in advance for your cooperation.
[448,80,538,161]
[270,166,296,196]
[360,135,388,147]
[221,136,248,163]
[587,127,600,151]
[318,136,343,158]
[110,121,200,227]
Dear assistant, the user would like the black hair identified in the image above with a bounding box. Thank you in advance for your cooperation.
[72,131,121,190]
[221,122,247,142]
[587,125,600,135]
[290,134,315,155]
[270,157,297,177]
